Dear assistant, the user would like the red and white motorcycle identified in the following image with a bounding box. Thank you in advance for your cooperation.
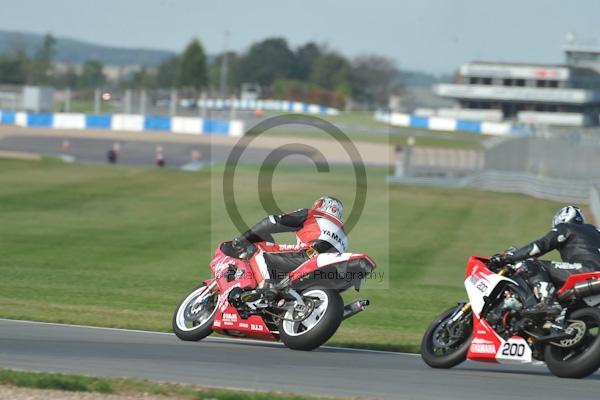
[173,241,375,350]
[421,255,600,378]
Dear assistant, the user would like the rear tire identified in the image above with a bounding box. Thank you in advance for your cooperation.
[545,307,600,379]
[279,287,343,351]
[421,306,472,368]
[172,283,217,341]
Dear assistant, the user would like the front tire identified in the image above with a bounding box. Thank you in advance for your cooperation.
[545,307,600,379]
[172,283,217,341]
[421,306,472,368]
[279,287,343,351]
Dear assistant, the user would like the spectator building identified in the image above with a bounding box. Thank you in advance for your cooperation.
[434,38,600,126]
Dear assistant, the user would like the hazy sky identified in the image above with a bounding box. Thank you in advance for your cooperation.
[1,0,599,74]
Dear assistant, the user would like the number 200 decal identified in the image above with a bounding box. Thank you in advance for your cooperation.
[501,342,526,357]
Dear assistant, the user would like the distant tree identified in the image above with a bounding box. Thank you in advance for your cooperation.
[30,33,56,85]
[53,64,79,88]
[208,51,240,95]
[176,38,208,94]
[309,52,353,93]
[79,59,105,88]
[0,52,28,84]
[127,66,156,89]
[272,78,310,100]
[156,57,178,88]
[237,37,294,86]
[292,42,322,81]
[352,54,398,107]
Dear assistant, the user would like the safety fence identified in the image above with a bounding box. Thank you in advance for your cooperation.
[197,98,339,116]
[393,146,483,178]
[0,110,244,137]
[388,170,598,204]
[374,110,532,136]
[591,186,600,224]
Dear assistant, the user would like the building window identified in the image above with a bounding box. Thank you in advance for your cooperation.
[548,80,558,88]
[515,79,525,87]
[503,78,513,86]
[536,80,547,87]
[482,77,492,85]
[469,77,479,84]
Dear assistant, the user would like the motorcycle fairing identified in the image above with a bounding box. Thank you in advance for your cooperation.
[212,304,277,341]
[468,314,532,364]
[464,261,518,315]
[465,258,532,364]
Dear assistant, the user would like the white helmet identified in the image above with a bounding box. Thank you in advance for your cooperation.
[552,206,585,227]
[312,196,343,221]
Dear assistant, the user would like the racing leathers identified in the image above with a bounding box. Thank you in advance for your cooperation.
[235,208,348,281]
[502,223,600,311]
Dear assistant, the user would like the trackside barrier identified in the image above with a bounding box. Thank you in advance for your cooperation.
[591,186,600,225]
[388,171,599,204]
[0,110,244,137]
[197,98,339,116]
[374,110,531,136]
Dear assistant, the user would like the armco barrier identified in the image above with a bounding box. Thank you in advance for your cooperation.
[591,186,600,224]
[374,111,530,136]
[388,170,599,204]
[0,110,244,137]
[197,98,339,116]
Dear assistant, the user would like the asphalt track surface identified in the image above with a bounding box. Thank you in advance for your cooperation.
[1,319,599,399]
[0,135,316,168]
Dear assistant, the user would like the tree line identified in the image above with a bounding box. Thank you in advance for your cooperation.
[0,34,401,108]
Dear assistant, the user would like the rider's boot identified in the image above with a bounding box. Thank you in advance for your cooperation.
[520,281,562,320]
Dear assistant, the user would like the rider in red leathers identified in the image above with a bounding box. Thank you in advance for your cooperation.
[232,196,347,282]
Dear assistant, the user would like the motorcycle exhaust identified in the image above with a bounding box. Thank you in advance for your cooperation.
[343,299,370,320]
[559,279,600,301]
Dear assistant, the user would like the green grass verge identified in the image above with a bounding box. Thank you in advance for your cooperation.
[0,369,333,399]
[0,158,567,351]
[261,110,488,149]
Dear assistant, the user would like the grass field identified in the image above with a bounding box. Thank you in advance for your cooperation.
[0,369,331,399]
[262,110,489,149]
[0,157,566,351]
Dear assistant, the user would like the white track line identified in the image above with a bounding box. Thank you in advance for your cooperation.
[0,318,418,356]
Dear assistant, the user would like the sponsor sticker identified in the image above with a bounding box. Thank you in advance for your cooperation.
[223,312,238,321]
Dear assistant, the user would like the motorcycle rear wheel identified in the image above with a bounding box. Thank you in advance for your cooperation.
[545,307,600,379]
[279,287,343,351]
[172,283,217,341]
[421,306,472,368]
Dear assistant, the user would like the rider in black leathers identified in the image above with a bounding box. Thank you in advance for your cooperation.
[493,206,600,318]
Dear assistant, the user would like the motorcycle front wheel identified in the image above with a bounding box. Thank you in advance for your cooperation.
[172,283,217,341]
[421,305,473,368]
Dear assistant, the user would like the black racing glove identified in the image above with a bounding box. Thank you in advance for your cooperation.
[489,253,506,268]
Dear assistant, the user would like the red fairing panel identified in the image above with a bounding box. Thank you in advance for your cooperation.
[212,305,277,341]
[557,272,600,295]
[465,256,490,279]
[209,250,257,294]
[467,316,502,363]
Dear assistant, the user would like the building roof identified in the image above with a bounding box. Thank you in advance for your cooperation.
[564,45,600,54]
[464,61,600,78]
